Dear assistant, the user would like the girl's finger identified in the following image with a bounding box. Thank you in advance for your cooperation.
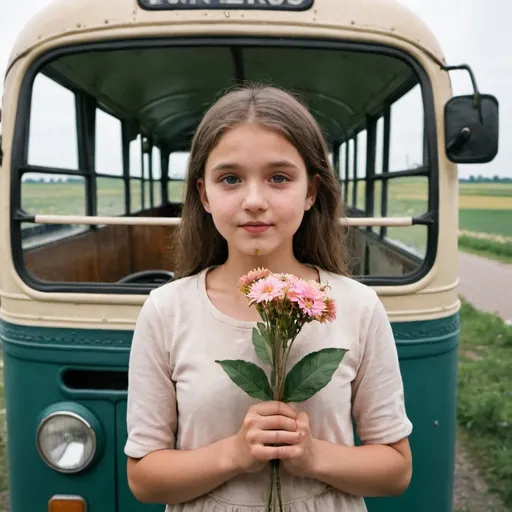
[258,414,298,432]
[250,443,300,461]
[251,401,297,419]
[296,411,310,430]
[254,430,300,446]
[274,444,302,460]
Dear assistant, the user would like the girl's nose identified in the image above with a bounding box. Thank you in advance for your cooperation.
[241,182,268,211]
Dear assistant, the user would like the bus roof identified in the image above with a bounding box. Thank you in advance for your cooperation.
[7,0,446,71]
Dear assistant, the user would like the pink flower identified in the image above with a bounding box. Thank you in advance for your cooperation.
[298,296,326,318]
[288,279,325,304]
[238,267,271,293]
[317,297,337,323]
[247,275,286,304]
[284,279,326,318]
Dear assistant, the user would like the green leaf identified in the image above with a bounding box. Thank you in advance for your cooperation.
[252,327,272,365]
[283,348,348,403]
[257,322,269,341]
[215,359,272,400]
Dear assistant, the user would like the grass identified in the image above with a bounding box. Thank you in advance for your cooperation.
[21,179,184,217]
[458,236,512,264]
[459,210,512,238]
[457,300,512,508]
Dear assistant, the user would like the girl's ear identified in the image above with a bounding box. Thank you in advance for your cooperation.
[196,178,211,213]
[305,174,321,211]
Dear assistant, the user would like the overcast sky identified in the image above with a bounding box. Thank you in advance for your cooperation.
[0,0,509,179]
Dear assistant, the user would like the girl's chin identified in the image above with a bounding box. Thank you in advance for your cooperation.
[234,243,276,258]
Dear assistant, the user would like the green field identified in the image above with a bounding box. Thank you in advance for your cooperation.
[19,179,512,260]
[21,178,184,217]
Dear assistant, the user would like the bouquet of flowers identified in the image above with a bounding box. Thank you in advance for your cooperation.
[215,268,347,511]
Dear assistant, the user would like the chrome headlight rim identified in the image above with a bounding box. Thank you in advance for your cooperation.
[36,403,102,474]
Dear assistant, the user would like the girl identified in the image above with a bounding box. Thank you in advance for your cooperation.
[124,85,413,511]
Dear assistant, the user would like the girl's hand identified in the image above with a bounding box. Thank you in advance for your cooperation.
[232,401,300,474]
[279,410,317,478]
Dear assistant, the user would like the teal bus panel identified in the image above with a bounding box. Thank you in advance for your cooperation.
[0,312,459,511]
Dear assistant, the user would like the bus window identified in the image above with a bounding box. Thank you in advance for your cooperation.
[168,151,188,203]
[346,139,354,209]
[339,143,347,202]
[28,75,78,170]
[356,129,367,212]
[95,109,125,216]
[152,146,162,206]
[23,75,86,249]
[129,135,142,213]
[389,85,425,172]
[383,85,428,257]
[21,173,87,250]
[143,148,151,209]
[14,44,435,289]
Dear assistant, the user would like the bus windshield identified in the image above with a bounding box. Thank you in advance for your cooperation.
[12,40,436,294]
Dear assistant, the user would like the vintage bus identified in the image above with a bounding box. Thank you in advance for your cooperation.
[0,0,499,510]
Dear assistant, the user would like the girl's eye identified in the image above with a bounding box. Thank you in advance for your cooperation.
[221,175,240,185]
[270,175,289,184]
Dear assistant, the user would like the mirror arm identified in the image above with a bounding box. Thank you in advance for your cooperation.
[442,64,484,124]
[446,126,471,153]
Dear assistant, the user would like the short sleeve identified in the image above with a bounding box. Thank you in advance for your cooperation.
[351,293,413,445]
[124,294,177,459]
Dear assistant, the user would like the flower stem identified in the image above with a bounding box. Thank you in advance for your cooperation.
[267,465,274,512]
[275,460,284,512]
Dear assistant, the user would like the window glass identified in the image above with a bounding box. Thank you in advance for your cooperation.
[389,85,424,171]
[95,110,123,176]
[28,76,78,169]
[130,180,142,212]
[168,152,189,180]
[130,136,142,177]
[97,178,125,216]
[21,173,86,248]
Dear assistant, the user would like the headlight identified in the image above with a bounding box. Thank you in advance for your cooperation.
[36,404,102,474]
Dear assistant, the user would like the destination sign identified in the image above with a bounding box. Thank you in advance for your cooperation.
[138,0,313,11]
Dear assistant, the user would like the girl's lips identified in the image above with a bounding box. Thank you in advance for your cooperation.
[241,224,272,233]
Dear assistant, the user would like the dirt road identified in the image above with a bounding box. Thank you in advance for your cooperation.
[458,252,512,323]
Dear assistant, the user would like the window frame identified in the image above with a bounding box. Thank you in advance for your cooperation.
[10,36,439,294]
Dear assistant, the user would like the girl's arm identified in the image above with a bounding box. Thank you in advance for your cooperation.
[303,291,413,497]
[128,400,301,504]
[127,435,241,504]
[310,437,412,497]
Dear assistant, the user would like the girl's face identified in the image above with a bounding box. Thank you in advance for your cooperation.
[197,123,318,260]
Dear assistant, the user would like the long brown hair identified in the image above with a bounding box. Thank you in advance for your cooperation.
[174,84,349,278]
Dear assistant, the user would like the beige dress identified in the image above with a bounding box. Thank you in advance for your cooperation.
[124,267,413,511]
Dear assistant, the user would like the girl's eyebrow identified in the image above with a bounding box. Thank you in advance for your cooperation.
[210,162,241,173]
[268,160,300,170]
[210,160,299,173]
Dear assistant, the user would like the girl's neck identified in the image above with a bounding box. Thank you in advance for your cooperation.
[215,250,319,288]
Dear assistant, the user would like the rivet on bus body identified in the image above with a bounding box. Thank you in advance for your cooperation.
[224,11,230,17]
[105,19,109,24]
[434,420,439,427]
[76,23,81,28]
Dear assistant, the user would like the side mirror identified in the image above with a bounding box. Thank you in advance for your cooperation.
[444,94,499,164]
[442,64,499,164]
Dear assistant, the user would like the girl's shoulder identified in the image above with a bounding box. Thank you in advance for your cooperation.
[144,270,204,318]
[320,269,379,307]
